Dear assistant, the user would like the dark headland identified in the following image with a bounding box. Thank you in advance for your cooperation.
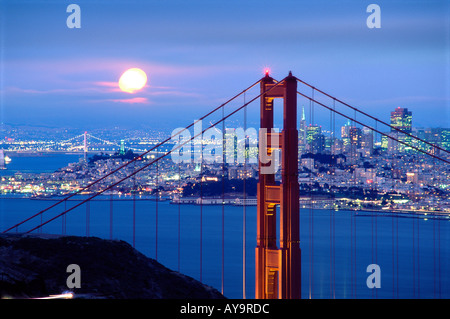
[0,233,225,299]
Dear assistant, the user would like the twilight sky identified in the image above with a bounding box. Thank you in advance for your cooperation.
[0,0,449,132]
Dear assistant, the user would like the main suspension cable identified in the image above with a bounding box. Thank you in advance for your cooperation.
[3,79,263,234]
[22,77,287,234]
[296,77,450,156]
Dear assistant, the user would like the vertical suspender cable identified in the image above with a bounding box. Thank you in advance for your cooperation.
[243,91,247,299]
[375,120,378,299]
[329,106,333,298]
[396,170,399,299]
[199,133,203,283]
[178,160,181,273]
[221,104,225,295]
[62,200,67,235]
[438,182,441,298]
[308,89,312,299]
[392,186,395,298]
[412,185,416,298]
[155,147,159,261]
[433,157,436,298]
[353,109,357,299]
[110,191,113,240]
[133,160,136,248]
[354,114,358,298]
[312,87,315,298]
[371,121,375,299]
[417,183,420,298]
[350,110,355,298]
[331,100,337,299]
[396,155,399,298]
[391,150,395,298]
[350,114,353,298]
[414,149,420,298]
[309,86,316,298]
[392,199,395,299]
[374,119,380,298]
[86,200,90,237]
[437,154,441,298]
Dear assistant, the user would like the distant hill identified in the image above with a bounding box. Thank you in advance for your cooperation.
[0,234,224,299]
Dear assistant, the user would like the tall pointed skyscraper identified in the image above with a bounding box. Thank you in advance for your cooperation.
[299,106,307,152]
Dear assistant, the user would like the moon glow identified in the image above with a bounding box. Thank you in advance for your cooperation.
[119,68,147,93]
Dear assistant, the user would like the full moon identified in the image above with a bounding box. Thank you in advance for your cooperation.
[118,68,148,93]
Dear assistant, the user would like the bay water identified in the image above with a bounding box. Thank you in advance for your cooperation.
[0,155,449,299]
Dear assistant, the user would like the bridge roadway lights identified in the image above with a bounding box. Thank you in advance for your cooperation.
[255,72,301,299]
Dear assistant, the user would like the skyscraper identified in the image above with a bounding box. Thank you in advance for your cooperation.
[390,107,413,153]
[306,124,324,153]
[361,127,374,156]
[119,139,125,155]
[390,107,412,133]
[341,120,352,153]
[299,106,307,152]
[349,127,362,149]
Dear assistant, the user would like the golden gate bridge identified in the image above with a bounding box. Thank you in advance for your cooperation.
[2,72,449,299]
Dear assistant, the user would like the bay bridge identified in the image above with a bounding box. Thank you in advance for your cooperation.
[2,72,449,299]
[26,131,149,154]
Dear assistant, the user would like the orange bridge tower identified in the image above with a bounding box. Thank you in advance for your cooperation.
[255,72,301,299]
